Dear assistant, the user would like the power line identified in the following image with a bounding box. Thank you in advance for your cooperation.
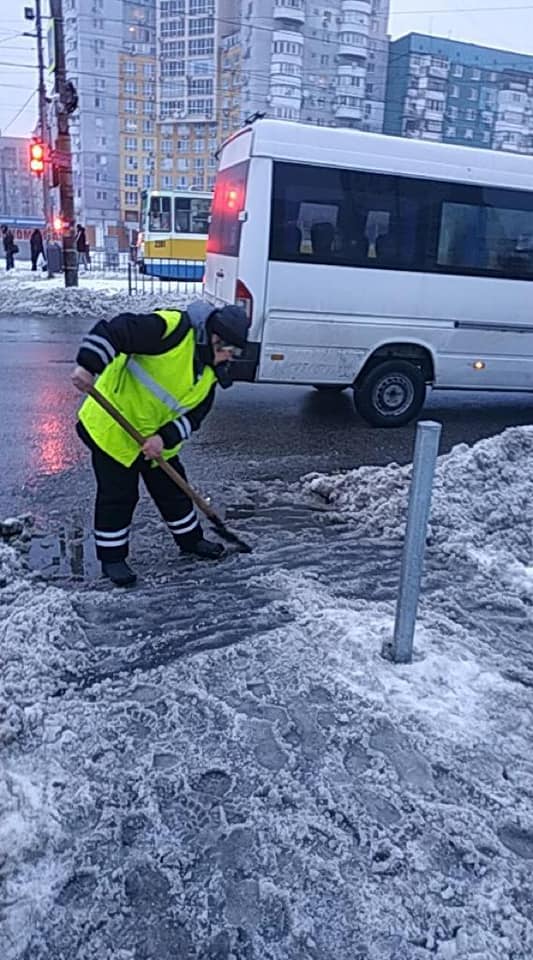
[2,89,38,134]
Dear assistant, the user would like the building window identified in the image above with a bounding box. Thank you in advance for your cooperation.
[178,158,190,171]
[465,109,476,121]
[125,99,135,113]
[445,125,456,137]
[189,0,214,12]
[125,190,138,205]
[193,138,205,152]
[188,38,214,56]
[142,138,155,151]
[450,85,459,98]
[125,137,138,150]
[189,16,214,34]
[162,176,173,188]
[194,157,204,171]
[124,80,137,95]
[469,88,479,101]
[143,120,154,133]
[471,68,481,80]
[189,99,213,116]
[124,174,138,187]
[426,99,443,113]
[453,64,463,77]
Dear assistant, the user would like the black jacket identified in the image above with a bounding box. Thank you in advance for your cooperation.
[2,229,15,253]
[30,230,44,254]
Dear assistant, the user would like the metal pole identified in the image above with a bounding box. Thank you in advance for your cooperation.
[384,420,442,665]
[35,0,53,277]
[50,0,78,287]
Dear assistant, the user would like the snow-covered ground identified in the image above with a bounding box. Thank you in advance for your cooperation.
[0,262,200,321]
[1,427,533,959]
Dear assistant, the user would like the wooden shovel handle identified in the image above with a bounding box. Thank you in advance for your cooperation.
[87,384,217,521]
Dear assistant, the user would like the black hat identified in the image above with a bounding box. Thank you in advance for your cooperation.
[208,305,249,350]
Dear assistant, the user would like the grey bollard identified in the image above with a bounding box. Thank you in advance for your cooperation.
[384,420,442,665]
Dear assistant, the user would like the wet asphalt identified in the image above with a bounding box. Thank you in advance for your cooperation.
[1,310,533,518]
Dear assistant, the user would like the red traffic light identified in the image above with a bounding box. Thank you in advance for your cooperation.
[30,139,45,175]
[53,216,66,233]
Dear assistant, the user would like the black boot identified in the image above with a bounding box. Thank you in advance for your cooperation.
[101,560,137,587]
[181,538,225,560]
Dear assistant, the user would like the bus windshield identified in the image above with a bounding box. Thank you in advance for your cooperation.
[149,195,172,233]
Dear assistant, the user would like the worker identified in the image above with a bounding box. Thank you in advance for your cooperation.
[71,301,249,586]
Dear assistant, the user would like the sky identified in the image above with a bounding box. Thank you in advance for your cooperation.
[0,0,532,139]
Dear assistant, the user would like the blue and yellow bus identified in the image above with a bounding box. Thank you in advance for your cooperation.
[137,189,212,280]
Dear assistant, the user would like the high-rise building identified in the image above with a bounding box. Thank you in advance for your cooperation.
[238,0,390,134]
[384,34,533,154]
[0,137,42,220]
[157,0,390,195]
[62,0,156,247]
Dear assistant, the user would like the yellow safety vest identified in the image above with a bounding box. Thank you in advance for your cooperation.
[78,309,216,466]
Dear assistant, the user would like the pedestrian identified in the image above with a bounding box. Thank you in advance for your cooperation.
[1,224,17,271]
[70,300,249,586]
[76,223,89,270]
[30,227,45,272]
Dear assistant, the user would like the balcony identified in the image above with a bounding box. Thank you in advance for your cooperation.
[273,0,305,24]
[338,31,368,59]
[341,0,371,12]
[335,96,363,122]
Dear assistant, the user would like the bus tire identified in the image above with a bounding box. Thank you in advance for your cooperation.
[312,384,347,392]
[354,360,426,427]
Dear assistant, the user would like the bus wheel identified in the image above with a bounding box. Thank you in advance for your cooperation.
[354,360,426,427]
[312,384,347,392]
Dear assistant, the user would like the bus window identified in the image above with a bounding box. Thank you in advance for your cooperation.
[174,197,191,233]
[191,198,211,234]
[149,196,171,232]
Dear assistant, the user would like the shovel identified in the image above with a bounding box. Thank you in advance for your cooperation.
[87,385,252,554]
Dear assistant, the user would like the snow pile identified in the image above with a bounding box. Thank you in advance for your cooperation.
[0,270,197,320]
[2,427,533,958]
[303,425,533,571]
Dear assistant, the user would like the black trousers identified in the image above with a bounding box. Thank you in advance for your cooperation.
[77,424,202,562]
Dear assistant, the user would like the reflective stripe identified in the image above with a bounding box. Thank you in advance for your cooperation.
[82,340,111,367]
[84,333,116,362]
[127,358,190,416]
[95,535,130,548]
[94,525,130,539]
[174,416,192,442]
[169,519,199,536]
[167,510,196,529]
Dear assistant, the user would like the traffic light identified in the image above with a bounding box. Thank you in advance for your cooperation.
[30,139,45,176]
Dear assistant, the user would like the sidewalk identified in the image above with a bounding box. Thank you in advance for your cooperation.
[1,425,533,959]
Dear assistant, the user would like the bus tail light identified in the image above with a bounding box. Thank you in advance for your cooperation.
[235,279,253,322]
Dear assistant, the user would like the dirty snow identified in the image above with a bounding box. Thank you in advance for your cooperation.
[0,266,197,321]
[1,427,533,959]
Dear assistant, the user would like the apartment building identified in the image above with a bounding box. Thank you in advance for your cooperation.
[385,34,533,153]
[119,53,157,235]
[157,0,390,194]
[0,136,42,220]
[61,0,157,246]
[239,0,390,134]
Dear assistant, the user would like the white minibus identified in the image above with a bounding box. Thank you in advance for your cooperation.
[204,118,533,426]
